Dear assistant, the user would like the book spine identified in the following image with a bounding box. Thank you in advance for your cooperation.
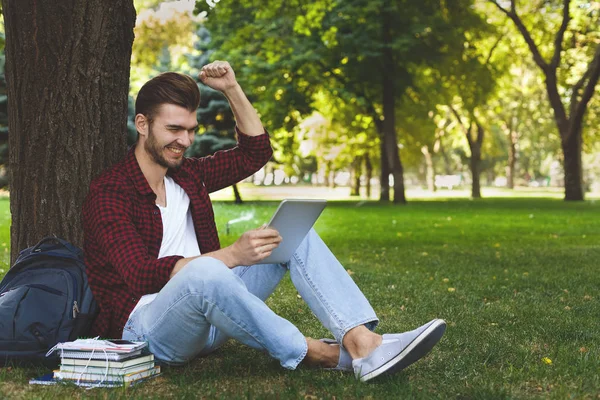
[54,366,160,383]
[59,354,154,368]
[59,362,155,376]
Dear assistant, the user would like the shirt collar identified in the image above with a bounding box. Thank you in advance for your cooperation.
[124,146,155,197]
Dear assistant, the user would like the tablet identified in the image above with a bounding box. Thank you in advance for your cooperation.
[260,199,327,264]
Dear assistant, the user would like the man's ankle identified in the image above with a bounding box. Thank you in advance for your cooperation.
[303,338,339,368]
[342,326,382,359]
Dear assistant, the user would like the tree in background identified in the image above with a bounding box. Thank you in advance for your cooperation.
[196,0,487,204]
[394,92,439,192]
[489,0,600,201]
[439,24,499,198]
[489,53,559,189]
[130,0,197,94]
[306,91,379,196]
[2,0,135,262]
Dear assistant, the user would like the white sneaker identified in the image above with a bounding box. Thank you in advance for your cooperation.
[352,319,446,382]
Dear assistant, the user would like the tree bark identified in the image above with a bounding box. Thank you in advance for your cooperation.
[562,126,583,200]
[364,153,372,199]
[381,3,406,204]
[469,123,484,199]
[3,0,136,262]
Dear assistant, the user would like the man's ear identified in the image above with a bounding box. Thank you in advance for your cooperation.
[135,114,149,139]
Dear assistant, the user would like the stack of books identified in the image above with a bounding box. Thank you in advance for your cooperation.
[31,339,160,388]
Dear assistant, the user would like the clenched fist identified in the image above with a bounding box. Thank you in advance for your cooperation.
[199,60,238,93]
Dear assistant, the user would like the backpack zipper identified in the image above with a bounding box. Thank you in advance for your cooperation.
[3,264,84,320]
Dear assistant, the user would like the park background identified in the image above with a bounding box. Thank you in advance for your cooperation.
[0,0,599,398]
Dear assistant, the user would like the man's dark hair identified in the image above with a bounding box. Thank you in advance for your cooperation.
[135,72,200,123]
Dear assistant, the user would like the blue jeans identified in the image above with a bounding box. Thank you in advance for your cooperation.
[122,229,378,369]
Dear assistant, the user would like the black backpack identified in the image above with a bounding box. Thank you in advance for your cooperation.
[0,237,98,366]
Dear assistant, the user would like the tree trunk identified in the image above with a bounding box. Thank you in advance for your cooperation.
[381,3,406,204]
[507,128,517,189]
[379,137,390,202]
[469,123,484,199]
[545,70,586,201]
[364,153,372,199]
[325,161,335,188]
[351,158,361,196]
[3,0,136,262]
[470,151,481,198]
[450,107,485,199]
[232,184,243,204]
[421,145,436,192]
[562,126,584,201]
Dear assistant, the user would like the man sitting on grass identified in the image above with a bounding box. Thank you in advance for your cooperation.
[82,61,446,382]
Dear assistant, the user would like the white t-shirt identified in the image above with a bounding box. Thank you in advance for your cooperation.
[156,176,201,259]
[130,176,201,316]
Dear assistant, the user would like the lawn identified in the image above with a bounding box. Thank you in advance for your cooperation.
[0,195,599,399]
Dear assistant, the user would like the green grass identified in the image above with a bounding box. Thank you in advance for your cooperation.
[0,198,10,270]
[1,196,599,399]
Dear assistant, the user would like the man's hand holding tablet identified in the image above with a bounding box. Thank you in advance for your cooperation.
[260,199,327,264]
[229,226,282,266]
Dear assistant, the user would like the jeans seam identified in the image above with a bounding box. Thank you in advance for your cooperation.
[292,338,309,370]
[234,265,252,279]
[292,251,344,329]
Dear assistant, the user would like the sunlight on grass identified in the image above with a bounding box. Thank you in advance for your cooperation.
[209,183,600,202]
[1,194,599,398]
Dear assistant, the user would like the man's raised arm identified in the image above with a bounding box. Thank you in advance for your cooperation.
[190,61,273,193]
[199,60,263,136]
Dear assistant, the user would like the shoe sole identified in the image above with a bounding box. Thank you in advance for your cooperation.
[360,319,446,382]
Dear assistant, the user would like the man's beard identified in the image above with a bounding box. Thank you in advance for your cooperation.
[144,126,184,170]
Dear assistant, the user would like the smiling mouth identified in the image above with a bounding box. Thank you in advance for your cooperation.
[166,146,185,155]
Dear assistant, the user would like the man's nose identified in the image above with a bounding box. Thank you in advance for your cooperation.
[177,132,192,148]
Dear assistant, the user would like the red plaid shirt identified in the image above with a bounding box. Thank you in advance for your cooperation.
[82,129,272,339]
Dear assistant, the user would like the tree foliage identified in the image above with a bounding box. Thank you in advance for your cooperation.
[195,0,490,202]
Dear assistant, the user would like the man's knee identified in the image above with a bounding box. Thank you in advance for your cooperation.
[180,257,241,293]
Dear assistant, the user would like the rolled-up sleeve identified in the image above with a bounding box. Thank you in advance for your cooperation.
[189,127,273,193]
